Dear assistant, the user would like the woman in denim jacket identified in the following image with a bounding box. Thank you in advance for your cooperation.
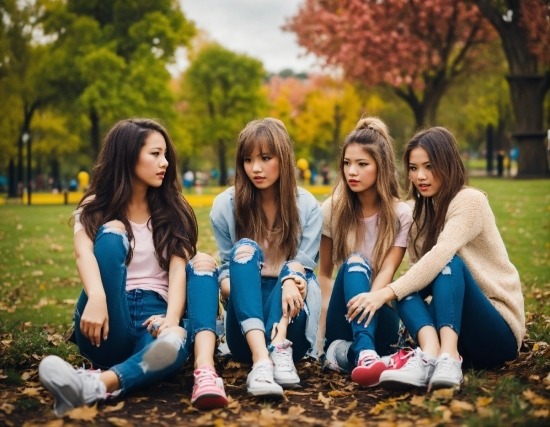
[210,118,322,397]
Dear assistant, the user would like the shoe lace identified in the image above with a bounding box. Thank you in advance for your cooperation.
[194,368,218,388]
[357,352,379,367]
[271,347,294,372]
[74,368,106,400]
[252,362,275,383]
[387,348,413,368]
[399,349,424,369]
[434,357,460,378]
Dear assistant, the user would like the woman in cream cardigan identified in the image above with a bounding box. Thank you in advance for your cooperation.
[352,126,525,391]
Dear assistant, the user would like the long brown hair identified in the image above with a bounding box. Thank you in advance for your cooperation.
[234,118,300,260]
[77,118,198,269]
[404,126,467,258]
[331,117,401,274]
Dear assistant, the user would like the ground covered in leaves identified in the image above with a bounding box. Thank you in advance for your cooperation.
[1,323,550,427]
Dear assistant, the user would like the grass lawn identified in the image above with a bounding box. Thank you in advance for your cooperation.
[0,178,549,425]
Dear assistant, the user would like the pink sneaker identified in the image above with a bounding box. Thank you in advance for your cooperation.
[351,350,387,387]
[191,366,228,410]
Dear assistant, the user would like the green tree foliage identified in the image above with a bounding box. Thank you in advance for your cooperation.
[182,44,267,185]
[42,0,196,159]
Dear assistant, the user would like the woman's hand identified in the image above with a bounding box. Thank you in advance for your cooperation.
[347,287,395,327]
[80,296,109,347]
[143,315,174,338]
[282,279,304,320]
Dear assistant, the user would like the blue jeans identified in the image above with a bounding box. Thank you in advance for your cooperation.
[74,225,219,394]
[397,255,517,369]
[324,255,399,367]
[225,239,309,364]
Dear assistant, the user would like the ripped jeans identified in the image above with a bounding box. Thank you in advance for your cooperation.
[225,238,310,364]
[397,255,517,369]
[324,255,399,369]
[74,224,219,394]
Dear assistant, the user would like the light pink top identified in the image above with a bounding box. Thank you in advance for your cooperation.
[357,201,412,265]
[74,208,169,301]
[322,199,412,269]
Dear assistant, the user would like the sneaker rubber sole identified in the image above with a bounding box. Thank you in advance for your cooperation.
[142,338,179,372]
[378,371,428,390]
[351,359,387,387]
[192,393,229,410]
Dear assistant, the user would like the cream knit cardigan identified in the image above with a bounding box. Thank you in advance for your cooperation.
[389,187,525,349]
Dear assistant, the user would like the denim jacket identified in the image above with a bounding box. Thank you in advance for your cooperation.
[210,186,323,356]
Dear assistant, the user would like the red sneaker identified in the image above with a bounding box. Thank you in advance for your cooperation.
[351,350,387,387]
[191,366,228,410]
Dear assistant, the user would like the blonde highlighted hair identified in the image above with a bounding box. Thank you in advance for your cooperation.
[330,117,401,274]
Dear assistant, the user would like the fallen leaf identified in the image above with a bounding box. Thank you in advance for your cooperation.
[67,404,98,421]
[531,408,549,418]
[475,396,493,407]
[431,388,455,400]
[477,406,494,418]
[103,401,125,413]
[287,405,305,417]
[410,395,426,408]
[346,399,357,410]
[369,398,397,416]
[450,399,475,414]
[0,403,15,414]
[523,389,550,406]
[327,389,351,397]
[317,391,332,409]
[21,387,41,396]
[107,417,132,426]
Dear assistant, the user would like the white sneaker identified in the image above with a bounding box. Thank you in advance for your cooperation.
[379,348,436,389]
[428,353,463,391]
[142,331,184,372]
[323,339,352,373]
[269,339,300,386]
[39,355,107,417]
[246,360,284,397]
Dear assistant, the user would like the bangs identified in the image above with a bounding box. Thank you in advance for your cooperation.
[240,127,277,157]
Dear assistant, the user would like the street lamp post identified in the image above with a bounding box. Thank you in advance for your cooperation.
[22,132,31,205]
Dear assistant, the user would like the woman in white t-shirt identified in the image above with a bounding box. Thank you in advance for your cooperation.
[318,117,412,387]
[39,118,227,416]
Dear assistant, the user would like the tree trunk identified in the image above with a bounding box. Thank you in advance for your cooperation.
[506,74,549,177]
[394,79,447,130]
[8,159,17,197]
[217,139,227,186]
[473,0,549,177]
[90,108,101,160]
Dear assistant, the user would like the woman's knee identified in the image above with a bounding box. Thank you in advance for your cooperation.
[103,220,127,234]
[346,254,367,265]
[190,252,217,274]
[345,254,371,277]
[231,239,260,264]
